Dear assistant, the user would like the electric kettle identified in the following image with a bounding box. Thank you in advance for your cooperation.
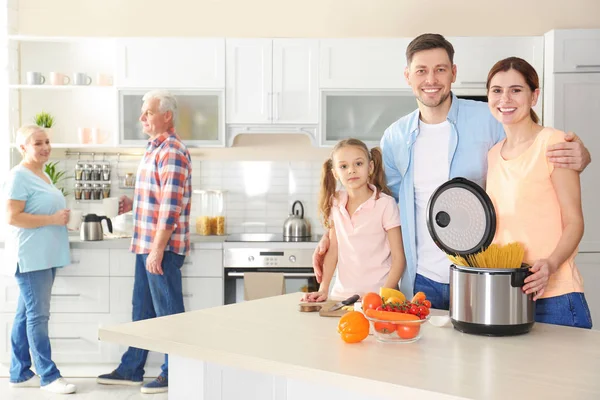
[283,200,311,241]
[80,213,113,241]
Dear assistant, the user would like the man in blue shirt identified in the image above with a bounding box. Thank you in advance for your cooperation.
[313,33,591,309]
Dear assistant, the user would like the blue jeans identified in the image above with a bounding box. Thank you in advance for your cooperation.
[535,292,593,329]
[414,274,450,310]
[116,252,185,381]
[10,267,61,386]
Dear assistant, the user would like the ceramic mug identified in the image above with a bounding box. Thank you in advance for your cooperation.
[50,72,70,85]
[96,73,113,86]
[90,127,106,144]
[26,71,45,85]
[67,210,83,231]
[73,72,92,86]
[78,127,91,144]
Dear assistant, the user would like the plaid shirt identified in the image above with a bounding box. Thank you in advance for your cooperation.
[130,130,192,255]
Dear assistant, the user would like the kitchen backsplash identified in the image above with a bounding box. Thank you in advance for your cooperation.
[57,155,326,236]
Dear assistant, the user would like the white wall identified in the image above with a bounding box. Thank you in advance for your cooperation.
[17,0,600,37]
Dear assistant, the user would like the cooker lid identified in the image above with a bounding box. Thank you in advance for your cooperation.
[426,177,496,256]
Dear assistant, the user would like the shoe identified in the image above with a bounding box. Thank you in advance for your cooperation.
[41,377,76,394]
[97,370,143,386]
[141,376,168,394]
[9,375,40,388]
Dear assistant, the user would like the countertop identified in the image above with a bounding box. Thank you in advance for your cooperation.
[98,293,600,400]
[0,234,227,250]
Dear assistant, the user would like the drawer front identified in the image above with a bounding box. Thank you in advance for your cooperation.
[0,277,109,313]
[110,249,222,277]
[0,317,114,364]
[110,277,223,313]
[57,249,110,276]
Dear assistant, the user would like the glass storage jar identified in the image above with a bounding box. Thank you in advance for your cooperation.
[192,190,227,235]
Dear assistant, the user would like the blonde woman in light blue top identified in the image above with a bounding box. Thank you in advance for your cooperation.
[3,125,76,394]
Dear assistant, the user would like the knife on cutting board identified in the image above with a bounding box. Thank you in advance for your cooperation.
[326,294,360,312]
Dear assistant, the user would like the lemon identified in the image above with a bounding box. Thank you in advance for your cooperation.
[379,287,406,303]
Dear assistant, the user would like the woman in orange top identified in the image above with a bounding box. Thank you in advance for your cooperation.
[485,57,592,328]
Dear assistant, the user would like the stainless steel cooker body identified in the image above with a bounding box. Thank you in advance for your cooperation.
[449,264,535,336]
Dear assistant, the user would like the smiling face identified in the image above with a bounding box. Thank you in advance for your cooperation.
[487,68,539,125]
[405,48,456,109]
[331,145,374,191]
[21,129,51,164]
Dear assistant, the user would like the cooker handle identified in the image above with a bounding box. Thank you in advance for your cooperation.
[511,264,532,288]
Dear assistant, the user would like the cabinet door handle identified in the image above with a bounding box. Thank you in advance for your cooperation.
[182,293,194,298]
[274,92,280,121]
[50,336,81,340]
[51,293,81,297]
[69,260,81,265]
[575,64,600,69]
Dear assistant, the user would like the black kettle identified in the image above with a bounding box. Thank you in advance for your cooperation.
[80,213,113,241]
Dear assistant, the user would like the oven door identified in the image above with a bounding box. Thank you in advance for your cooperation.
[223,267,318,305]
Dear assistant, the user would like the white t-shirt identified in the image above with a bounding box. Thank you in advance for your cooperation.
[413,120,452,283]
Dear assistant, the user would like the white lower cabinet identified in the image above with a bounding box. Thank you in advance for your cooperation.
[576,253,600,330]
[110,277,223,313]
[0,245,225,376]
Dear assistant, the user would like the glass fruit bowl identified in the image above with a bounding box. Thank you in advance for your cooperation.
[365,314,430,343]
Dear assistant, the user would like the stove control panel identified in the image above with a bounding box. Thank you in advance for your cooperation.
[225,248,313,268]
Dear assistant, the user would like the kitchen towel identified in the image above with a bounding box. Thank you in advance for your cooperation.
[244,272,285,301]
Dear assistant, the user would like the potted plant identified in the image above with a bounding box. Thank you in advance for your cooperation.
[45,161,70,196]
[35,111,54,136]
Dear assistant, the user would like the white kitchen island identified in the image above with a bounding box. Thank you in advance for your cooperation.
[98,293,600,400]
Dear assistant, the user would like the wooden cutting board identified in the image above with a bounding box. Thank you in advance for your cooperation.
[298,300,351,318]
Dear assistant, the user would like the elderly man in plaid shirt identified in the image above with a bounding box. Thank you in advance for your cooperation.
[97,90,192,394]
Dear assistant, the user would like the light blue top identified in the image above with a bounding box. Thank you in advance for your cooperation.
[2,165,70,275]
[380,93,505,298]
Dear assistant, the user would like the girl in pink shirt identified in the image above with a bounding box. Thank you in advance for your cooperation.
[485,57,591,328]
[302,138,405,302]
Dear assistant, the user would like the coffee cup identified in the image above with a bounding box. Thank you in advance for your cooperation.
[73,72,92,86]
[96,73,113,86]
[26,72,45,85]
[50,72,70,85]
[67,210,83,231]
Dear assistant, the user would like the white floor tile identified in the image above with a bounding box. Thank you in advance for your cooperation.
[0,378,168,400]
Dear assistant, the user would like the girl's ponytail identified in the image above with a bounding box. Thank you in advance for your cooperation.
[369,147,392,197]
[318,158,337,228]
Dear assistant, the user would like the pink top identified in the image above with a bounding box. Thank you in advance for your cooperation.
[329,185,401,300]
[486,128,584,298]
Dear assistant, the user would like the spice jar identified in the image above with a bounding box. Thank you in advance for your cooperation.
[102,183,111,199]
[102,164,111,181]
[125,172,135,187]
[83,183,92,200]
[91,183,102,200]
[75,163,84,181]
[74,183,83,200]
[92,164,102,181]
[83,164,92,181]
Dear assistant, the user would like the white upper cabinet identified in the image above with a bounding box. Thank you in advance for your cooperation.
[546,29,600,73]
[450,36,544,89]
[226,39,273,124]
[226,38,319,125]
[116,38,225,88]
[272,39,319,124]
[319,39,409,89]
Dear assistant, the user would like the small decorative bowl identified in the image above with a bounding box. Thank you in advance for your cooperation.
[365,315,431,343]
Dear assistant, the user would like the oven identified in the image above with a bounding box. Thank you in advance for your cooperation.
[223,234,320,305]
